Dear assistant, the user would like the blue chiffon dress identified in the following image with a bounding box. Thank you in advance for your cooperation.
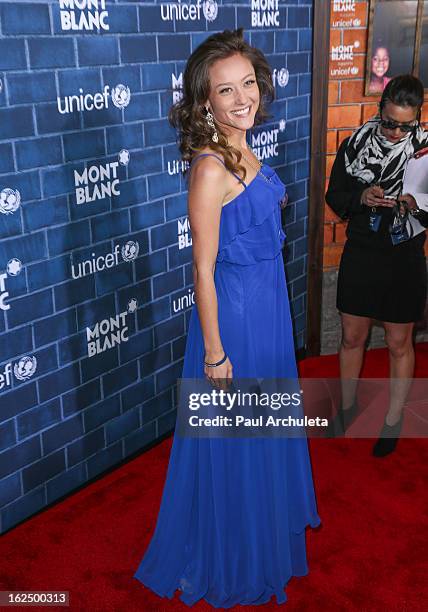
[133,154,321,607]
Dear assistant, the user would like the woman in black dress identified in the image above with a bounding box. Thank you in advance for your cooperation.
[326,75,428,457]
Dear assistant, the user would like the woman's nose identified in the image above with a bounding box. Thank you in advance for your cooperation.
[234,87,247,105]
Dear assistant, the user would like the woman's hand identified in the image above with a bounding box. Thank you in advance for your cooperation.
[360,185,394,207]
[204,351,233,391]
[361,185,395,208]
[397,193,418,215]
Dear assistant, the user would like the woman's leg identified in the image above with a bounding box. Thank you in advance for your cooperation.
[383,321,415,426]
[339,312,372,410]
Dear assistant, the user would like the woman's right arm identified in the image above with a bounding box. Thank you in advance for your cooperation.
[325,137,367,220]
[188,156,233,381]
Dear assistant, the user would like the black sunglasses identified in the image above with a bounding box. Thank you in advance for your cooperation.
[379,118,417,133]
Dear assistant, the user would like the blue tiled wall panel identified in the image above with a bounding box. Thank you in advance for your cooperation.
[0,0,313,533]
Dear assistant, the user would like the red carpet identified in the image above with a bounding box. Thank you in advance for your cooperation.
[1,344,428,611]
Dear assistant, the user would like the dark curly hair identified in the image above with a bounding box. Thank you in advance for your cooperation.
[168,28,275,181]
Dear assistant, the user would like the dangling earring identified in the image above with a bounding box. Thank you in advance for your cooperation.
[205,108,219,143]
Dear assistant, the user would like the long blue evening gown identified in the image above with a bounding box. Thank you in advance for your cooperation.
[133,154,321,607]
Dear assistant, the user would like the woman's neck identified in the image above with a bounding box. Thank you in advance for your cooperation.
[228,136,248,151]
[218,123,248,150]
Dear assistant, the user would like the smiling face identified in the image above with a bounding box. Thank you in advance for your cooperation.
[371,47,390,78]
[204,53,260,139]
[380,100,419,143]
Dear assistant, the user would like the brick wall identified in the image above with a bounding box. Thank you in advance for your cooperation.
[325,0,428,269]
[0,0,314,533]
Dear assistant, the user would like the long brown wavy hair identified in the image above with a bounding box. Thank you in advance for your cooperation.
[168,28,275,181]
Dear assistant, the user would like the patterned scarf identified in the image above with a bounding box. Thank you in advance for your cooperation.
[344,116,428,196]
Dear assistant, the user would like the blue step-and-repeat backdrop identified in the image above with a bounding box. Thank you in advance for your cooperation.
[0,0,313,532]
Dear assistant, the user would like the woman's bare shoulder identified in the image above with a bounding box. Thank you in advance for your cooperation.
[190,148,227,182]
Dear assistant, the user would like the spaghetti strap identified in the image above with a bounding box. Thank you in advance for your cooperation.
[191,153,247,188]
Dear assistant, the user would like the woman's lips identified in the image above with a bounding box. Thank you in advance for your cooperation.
[231,105,251,117]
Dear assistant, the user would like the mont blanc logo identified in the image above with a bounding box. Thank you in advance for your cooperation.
[127,298,138,314]
[121,240,139,262]
[0,188,21,215]
[74,161,120,205]
[1,259,23,312]
[0,355,37,391]
[272,68,289,88]
[172,72,183,104]
[331,43,356,61]
[251,0,280,27]
[118,149,130,166]
[0,274,10,311]
[57,84,130,114]
[86,308,131,357]
[71,241,140,280]
[172,288,195,314]
[251,124,282,161]
[168,158,189,176]
[58,0,109,31]
[7,258,22,277]
[178,217,192,250]
[161,0,218,22]
[111,84,131,109]
[333,0,356,12]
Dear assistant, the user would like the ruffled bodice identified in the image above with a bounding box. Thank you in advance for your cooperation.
[216,164,286,265]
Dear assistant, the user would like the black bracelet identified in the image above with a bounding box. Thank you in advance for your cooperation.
[204,353,227,367]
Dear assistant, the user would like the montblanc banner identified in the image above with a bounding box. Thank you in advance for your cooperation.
[0,0,313,533]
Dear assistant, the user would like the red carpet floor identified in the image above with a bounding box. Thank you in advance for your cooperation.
[1,344,428,611]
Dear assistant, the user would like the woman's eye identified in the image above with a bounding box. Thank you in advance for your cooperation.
[245,79,256,86]
[219,87,231,94]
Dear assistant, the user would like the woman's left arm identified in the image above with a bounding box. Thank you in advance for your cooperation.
[409,193,428,212]
[398,193,428,212]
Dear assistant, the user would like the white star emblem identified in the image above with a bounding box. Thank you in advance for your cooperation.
[127,298,138,313]
[118,149,130,166]
[7,258,22,276]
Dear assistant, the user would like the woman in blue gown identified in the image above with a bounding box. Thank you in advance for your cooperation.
[133,28,321,607]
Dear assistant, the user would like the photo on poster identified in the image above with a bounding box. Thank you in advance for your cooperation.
[417,0,428,86]
[365,0,418,95]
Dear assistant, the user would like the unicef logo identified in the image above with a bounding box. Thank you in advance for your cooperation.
[0,188,21,215]
[7,258,22,276]
[121,240,140,262]
[127,298,138,314]
[14,355,37,381]
[111,84,131,109]
[203,0,218,21]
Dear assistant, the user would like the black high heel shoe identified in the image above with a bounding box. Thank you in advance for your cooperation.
[327,401,359,438]
[372,413,404,457]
